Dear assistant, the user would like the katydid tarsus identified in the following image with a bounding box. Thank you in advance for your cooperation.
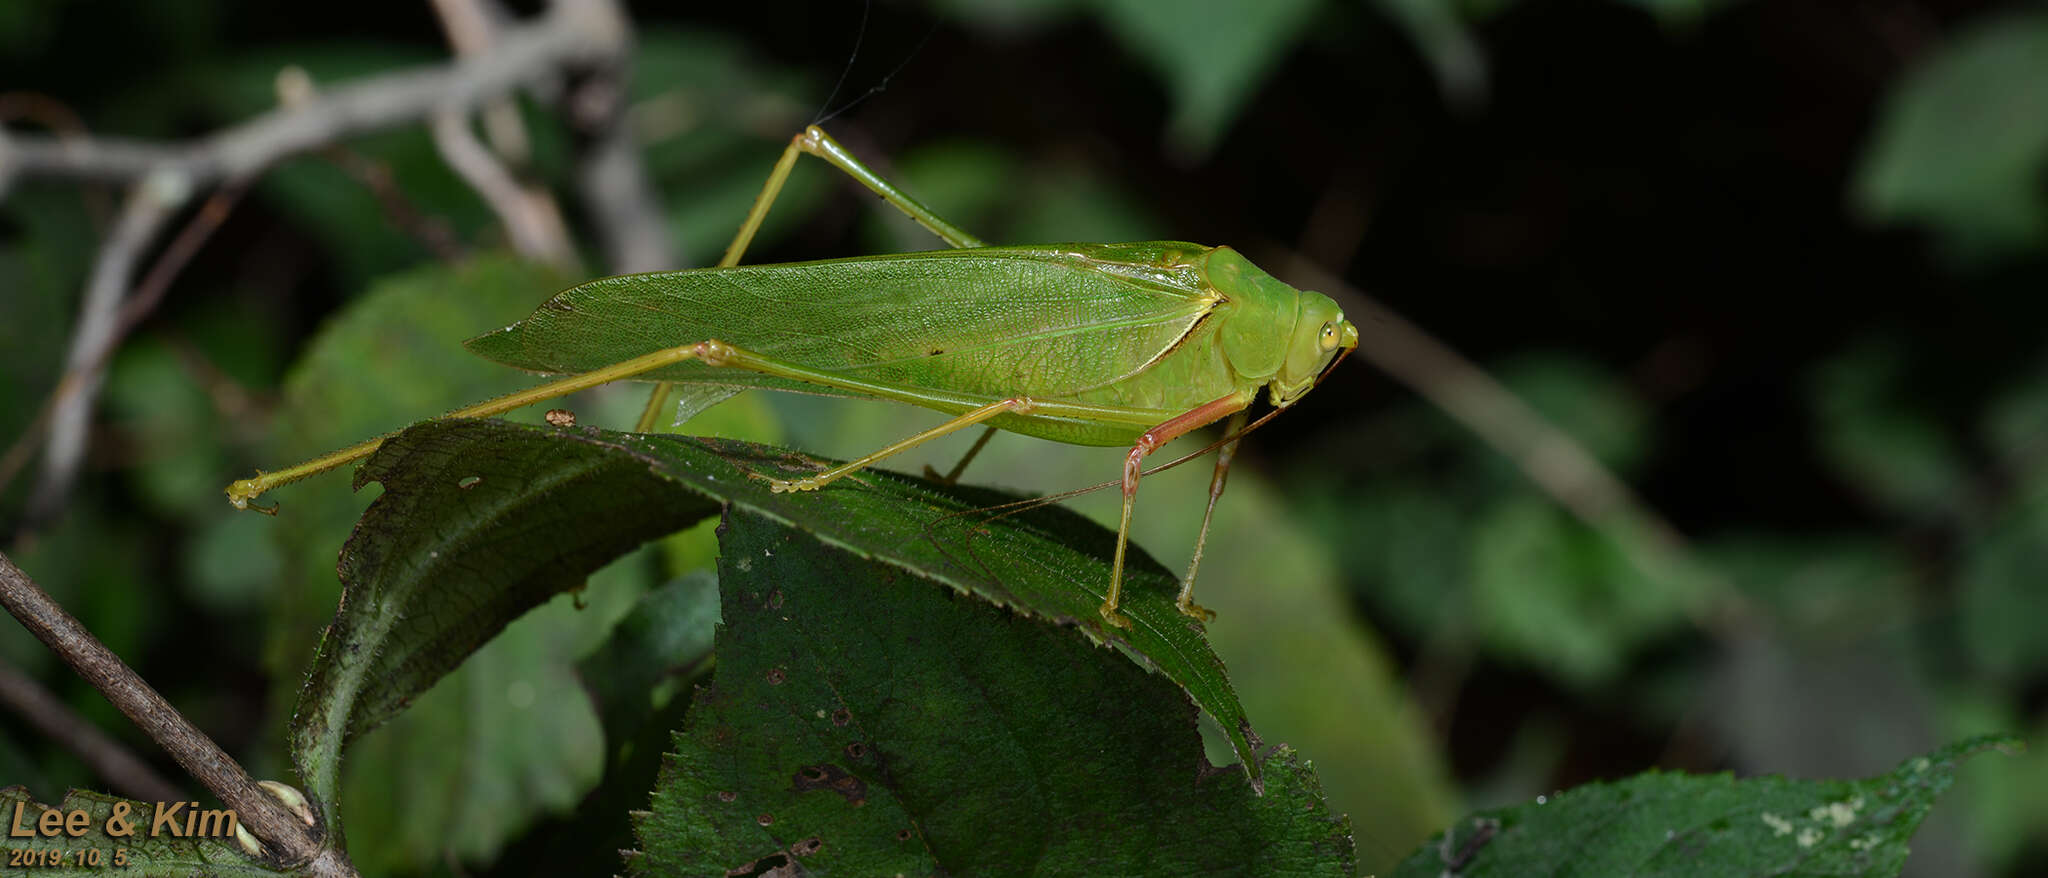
[225,125,1359,629]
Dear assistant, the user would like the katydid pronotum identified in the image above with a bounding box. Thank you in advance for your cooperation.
[226,126,1359,629]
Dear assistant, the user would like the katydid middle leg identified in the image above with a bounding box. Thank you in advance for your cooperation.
[1104,393,1252,629]
[1174,409,1249,622]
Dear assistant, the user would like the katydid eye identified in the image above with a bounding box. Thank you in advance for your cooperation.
[1318,322,1337,349]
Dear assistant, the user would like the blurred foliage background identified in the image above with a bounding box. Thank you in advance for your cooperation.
[2,0,2045,875]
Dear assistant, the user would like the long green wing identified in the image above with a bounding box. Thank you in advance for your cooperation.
[465,244,1218,404]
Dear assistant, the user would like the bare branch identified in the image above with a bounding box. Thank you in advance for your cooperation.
[576,83,676,272]
[431,111,576,266]
[0,657,185,803]
[0,3,624,189]
[0,184,245,505]
[5,0,645,520]
[555,0,675,272]
[427,0,576,268]
[27,175,190,520]
[0,551,347,874]
[1271,251,1759,637]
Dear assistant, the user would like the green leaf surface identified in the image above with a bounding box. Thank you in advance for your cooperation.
[1854,12,2048,262]
[1089,0,1323,154]
[291,419,721,801]
[1390,736,2021,878]
[0,788,280,877]
[1807,339,1971,522]
[259,255,647,871]
[345,417,1269,780]
[577,570,721,755]
[630,509,1352,877]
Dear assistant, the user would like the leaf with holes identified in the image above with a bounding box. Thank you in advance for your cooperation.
[289,422,720,809]
[314,417,1269,787]
[1390,736,2021,877]
[629,509,1352,877]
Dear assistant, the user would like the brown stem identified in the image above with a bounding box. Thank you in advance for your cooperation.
[0,657,184,803]
[0,551,347,874]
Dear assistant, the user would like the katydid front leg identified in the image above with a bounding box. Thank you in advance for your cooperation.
[1103,393,1251,629]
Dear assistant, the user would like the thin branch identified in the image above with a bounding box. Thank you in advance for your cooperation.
[2,182,246,514]
[4,0,640,520]
[428,0,533,162]
[429,0,576,267]
[558,0,675,273]
[0,3,623,189]
[0,551,349,875]
[320,147,466,260]
[1271,251,1758,638]
[26,176,189,521]
[431,111,576,266]
[575,82,676,272]
[0,657,185,803]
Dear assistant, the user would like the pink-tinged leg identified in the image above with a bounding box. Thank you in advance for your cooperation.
[1103,393,1251,629]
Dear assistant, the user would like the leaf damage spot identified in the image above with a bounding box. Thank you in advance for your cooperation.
[895,828,913,842]
[756,813,774,826]
[790,836,823,857]
[1796,827,1824,848]
[1761,812,1793,837]
[844,741,866,759]
[457,475,482,489]
[723,852,795,878]
[831,708,852,726]
[766,667,786,685]
[792,762,868,806]
[1810,795,1864,828]
[717,790,737,803]
[768,588,784,609]
[544,408,576,427]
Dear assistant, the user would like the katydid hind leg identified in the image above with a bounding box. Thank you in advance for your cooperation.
[640,125,988,432]
[1103,393,1250,629]
[797,126,987,249]
[229,340,724,510]
[1176,409,1248,622]
[922,425,998,484]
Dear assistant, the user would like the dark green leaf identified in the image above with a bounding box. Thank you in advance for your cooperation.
[630,509,1352,877]
[290,419,722,800]
[577,570,721,755]
[345,418,1269,781]
[1391,736,2022,878]
[1854,12,2048,262]
[0,788,281,877]
[1088,0,1323,154]
[261,255,663,871]
[1808,339,1971,521]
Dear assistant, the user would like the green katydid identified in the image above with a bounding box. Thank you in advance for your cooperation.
[226,125,1359,629]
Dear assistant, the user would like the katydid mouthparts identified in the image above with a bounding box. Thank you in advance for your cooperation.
[225,126,1359,630]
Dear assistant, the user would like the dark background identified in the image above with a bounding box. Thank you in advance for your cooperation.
[2,0,2044,874]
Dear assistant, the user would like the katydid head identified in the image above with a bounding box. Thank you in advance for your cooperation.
[1202,247,1359,407]
[1273,289,1357,406]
